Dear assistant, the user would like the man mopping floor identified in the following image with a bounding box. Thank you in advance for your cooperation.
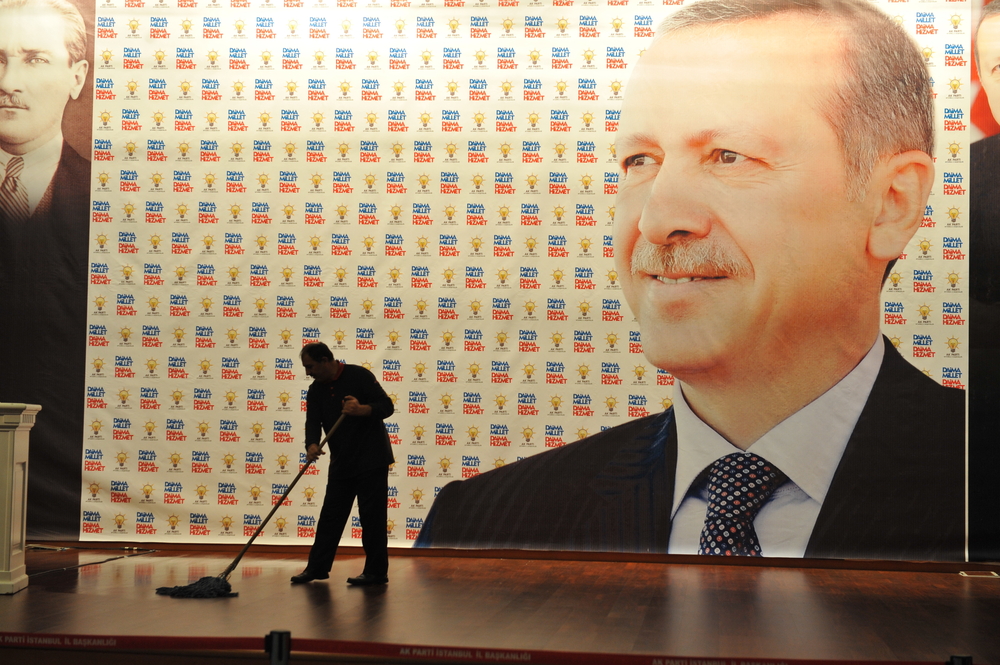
[292,342,395,586]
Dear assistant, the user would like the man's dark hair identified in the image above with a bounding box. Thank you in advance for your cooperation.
[300,341,334,363]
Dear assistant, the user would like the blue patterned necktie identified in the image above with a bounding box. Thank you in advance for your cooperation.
[0,156,29,222]
[699,453,787,556]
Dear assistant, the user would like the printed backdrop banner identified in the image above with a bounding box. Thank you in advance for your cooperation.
[59,0,973,551]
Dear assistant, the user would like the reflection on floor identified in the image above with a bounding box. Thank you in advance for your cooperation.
[2,545,999,664]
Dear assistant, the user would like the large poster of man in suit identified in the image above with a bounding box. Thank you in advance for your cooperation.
[417,0,968,561]
[0,0,94,538]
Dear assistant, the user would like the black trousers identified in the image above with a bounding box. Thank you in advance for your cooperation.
[307,466,389,577]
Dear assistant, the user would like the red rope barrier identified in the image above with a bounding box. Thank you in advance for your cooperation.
[0,631,947,665]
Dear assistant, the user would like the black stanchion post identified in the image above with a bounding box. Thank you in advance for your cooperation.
[265,630,292,665]
[949,656,973,665]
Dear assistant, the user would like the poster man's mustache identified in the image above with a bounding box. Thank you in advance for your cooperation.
[0,93,27,110]
[630,237,752,278]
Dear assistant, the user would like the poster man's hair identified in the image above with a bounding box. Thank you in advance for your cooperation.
[655,0,933,202]
[0,0,87,65]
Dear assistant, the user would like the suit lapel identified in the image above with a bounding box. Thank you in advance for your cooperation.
[805,337,965,560]
[585,409,677,552]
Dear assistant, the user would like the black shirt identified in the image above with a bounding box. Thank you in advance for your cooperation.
[304,364,395,478]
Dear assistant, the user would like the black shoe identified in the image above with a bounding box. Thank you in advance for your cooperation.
[290,569,329,584]
[346,573,388,586]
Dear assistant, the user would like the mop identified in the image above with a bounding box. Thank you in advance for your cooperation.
[156,414,345,598]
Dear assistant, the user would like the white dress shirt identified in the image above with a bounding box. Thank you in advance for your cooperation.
[668,337,885,557]
[0,133,63,216]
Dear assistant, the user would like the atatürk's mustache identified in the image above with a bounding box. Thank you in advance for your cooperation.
[630,237,751,278]
[0,92,27,110]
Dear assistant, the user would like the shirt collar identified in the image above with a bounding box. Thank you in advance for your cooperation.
[0,132,63,170]
[671,336,884,517]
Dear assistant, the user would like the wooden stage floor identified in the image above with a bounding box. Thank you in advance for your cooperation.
[2,545,999,664]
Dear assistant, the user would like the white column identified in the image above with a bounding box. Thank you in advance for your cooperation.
[0,403,40,594]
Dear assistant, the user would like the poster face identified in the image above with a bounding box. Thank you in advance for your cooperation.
[3,0,982,559]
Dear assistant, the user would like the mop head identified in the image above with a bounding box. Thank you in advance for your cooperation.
[156,575,238,598]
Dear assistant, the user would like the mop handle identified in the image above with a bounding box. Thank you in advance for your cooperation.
[220,413,346,579]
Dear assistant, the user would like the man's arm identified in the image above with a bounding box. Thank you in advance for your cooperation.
[303,384,326,462]
[347,368,395,420]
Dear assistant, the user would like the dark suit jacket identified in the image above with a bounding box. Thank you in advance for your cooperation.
[416,338,966,561]
[0,141,91,538]
[971,134,1000,305]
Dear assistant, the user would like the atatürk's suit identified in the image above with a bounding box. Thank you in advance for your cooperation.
[0,142,91,538]
[416,338,966,561]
